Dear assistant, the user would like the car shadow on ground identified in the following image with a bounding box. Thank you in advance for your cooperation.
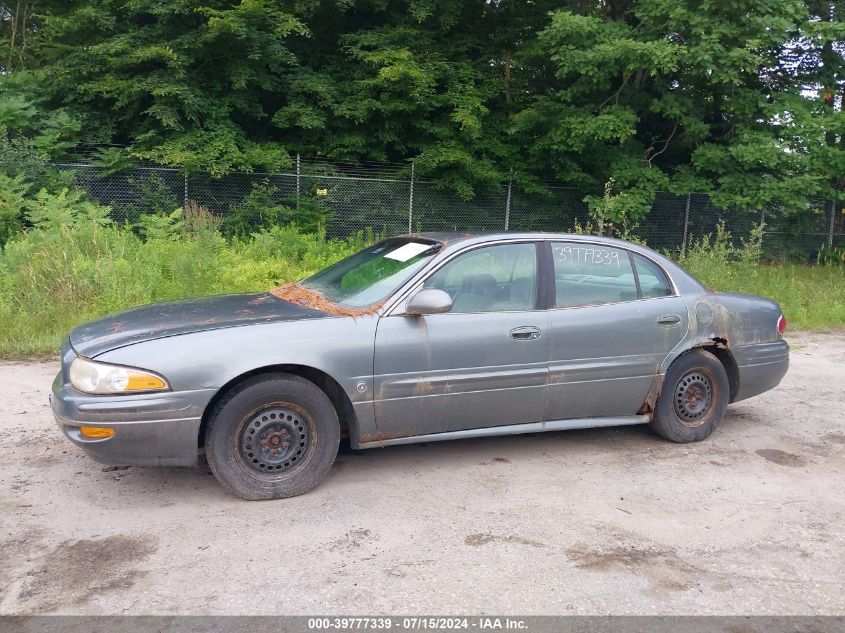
[79,406,763,505]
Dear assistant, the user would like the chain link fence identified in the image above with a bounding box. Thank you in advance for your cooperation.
[53,157,844,258]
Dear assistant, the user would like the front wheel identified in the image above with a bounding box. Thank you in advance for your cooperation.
[205,374,340,500]
[650,349,729,443]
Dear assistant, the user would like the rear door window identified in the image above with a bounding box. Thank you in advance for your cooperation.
[632,253,673,298]
[551,242,638,307]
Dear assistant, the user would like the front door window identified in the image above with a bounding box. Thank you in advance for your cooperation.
[423,243,537,313]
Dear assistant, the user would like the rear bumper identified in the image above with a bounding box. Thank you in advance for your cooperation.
[51,373,216,467]
[732,339,789,403]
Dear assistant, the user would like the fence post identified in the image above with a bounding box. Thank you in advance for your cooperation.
[760,207,766,250]
[504,172,513,231]
[296,153,301,210]
[681,193,691,254]
[829,199,836,248]
[183,172,188,212]
[408,162,415,233]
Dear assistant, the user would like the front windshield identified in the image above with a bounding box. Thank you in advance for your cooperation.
[303,238,442,307]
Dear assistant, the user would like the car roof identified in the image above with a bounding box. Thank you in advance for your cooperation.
[405,231,644,251]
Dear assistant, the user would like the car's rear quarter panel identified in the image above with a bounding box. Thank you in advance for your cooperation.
[711,292,789,402]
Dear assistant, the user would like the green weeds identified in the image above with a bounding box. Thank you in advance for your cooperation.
[0,187,842,357]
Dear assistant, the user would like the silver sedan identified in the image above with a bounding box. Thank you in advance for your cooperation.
[51,233,789,499]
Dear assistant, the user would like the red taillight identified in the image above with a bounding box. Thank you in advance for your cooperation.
[777,314,786,336]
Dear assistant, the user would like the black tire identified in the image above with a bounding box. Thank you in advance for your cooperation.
[205,373,340,500]
[650,349,729,443]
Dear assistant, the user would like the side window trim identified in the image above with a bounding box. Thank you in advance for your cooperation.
[385,238,678,315]
[537,241,554,310]
[628,251,643,300]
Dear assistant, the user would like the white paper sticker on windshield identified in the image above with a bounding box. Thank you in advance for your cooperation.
[383,242,430,262]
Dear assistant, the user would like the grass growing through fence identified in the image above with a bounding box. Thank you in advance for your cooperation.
[0,198,365,357]
[0,194,842,358]
[677,224,845,331]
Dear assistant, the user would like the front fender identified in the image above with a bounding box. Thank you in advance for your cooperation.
[96,316,381,441]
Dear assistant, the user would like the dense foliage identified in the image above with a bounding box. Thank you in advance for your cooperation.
[0,3,841,357]
[0,182,368,356]
[1,0,843,218]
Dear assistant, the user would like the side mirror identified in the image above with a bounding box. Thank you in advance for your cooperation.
[405,288,453,316]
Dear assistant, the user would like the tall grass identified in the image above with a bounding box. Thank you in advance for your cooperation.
[0,195,365,356]
[677,224,845,331]
[0,191,842,358]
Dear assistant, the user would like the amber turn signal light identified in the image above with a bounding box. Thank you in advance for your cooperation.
[79,426,115,439]
[125,374,167,390]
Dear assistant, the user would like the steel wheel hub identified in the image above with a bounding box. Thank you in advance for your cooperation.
[238,407,310,473]
[674,371,712,426]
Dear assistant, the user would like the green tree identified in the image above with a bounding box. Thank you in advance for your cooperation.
[0,0,842,214]
[12,1,305,174]
[515,0,830,219]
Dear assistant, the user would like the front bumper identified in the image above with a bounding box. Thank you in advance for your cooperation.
[51,372,217,467]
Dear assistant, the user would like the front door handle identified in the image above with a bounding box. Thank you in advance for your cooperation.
[657,314,682,326]
[510,326,541,341]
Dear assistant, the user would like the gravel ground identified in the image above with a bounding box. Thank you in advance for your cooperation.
[0,331,843,615]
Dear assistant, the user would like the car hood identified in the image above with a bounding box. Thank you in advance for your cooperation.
[70,292,328,358]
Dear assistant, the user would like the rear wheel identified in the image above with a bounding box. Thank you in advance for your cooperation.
[650,349,729,443]
[205,374,339,500]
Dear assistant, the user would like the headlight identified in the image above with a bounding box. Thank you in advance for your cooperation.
[69,357,169,395]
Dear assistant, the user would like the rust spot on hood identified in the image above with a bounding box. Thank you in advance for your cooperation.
[269,283,382,318]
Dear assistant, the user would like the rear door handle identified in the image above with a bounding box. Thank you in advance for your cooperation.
[657,314,682,326]
[510,326,541,341]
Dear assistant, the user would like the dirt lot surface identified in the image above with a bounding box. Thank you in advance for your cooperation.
[0,331,843,615]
